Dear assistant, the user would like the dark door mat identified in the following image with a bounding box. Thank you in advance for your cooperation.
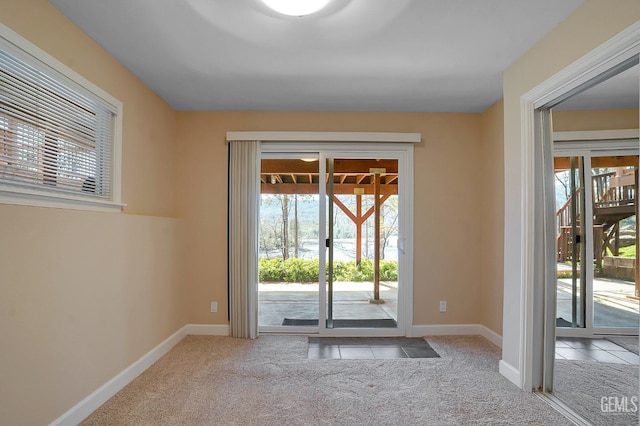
[282,318,398,328]
[307,337,440,359]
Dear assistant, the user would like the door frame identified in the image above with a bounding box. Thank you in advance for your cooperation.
[513,21,640,394]
[258,150,321,335]
[553,139,640,338]
[243,132,418,337]
[317,148,410,336]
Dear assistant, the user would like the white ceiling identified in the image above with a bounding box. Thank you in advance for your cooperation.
[49,0,593,112]
[555,64,639,111]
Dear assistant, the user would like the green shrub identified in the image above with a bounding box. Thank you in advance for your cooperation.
[259,258,285,282]
[380,260,398,281]
[357,258,374,280]
[557,270,579,279]
[259,257,398,283]
[283,257,319,282]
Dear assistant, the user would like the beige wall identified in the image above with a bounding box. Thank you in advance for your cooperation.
[502,0,640,375]
[479,100,505,336]
[553,108,639,131]
[0,1,186,424]
[1,1,500,421]
[0,206,182,424]
[13,0,633,420]
[175,111,486,326]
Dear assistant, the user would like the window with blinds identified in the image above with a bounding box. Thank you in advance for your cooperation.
[0,25,121,209]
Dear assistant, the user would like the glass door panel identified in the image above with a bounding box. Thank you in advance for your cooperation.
[326,158,399,329]
[258,151,407,333]
[591,156,640,328]
[555,156,586,328]
[258,156,320,330]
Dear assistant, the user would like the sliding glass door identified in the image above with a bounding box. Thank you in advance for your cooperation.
[258,144,412,335]
[555,156,586,330]
[554,144,639,336]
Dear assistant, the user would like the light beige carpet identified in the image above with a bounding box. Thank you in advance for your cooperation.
[605,336,639,355]
[554,359,639,426]
[81,335,571,425]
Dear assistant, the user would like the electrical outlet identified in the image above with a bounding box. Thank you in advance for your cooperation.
[210,301,218,313]
[439,301,447,313]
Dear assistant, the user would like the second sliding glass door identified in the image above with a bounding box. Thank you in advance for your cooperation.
[554,146,640,336]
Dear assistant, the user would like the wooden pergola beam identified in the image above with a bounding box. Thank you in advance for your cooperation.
[261,183,398,195]
[332,196,357,223]
[329,193,392,266]
[361,195,390,224]
[261,158,399,174]
[554,155,638,171]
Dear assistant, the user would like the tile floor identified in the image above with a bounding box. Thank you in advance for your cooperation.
[555,337,639,364]
[307,337,440,359]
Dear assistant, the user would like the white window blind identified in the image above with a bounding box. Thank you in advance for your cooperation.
[0,37,116,200]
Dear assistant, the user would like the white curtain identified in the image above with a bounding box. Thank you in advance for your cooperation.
[228,140,260,339]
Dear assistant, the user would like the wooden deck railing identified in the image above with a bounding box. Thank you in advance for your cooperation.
[593,171,635,208]
[556,170,636,262]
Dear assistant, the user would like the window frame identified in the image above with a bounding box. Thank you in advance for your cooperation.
[0,23,123,212]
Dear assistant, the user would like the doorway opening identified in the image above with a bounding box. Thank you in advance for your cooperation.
[523,50,640,424]
[508,20,640,425]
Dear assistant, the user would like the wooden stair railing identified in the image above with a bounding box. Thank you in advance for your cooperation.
[556,169,637,263]
[556,188,581,262]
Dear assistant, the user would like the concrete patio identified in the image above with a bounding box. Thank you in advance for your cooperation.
[259,281,398,327]
[259,277,639,330]
[557,277,639,328]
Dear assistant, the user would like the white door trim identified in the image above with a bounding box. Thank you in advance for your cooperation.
[516,21,640,391]
[554,129,639,142]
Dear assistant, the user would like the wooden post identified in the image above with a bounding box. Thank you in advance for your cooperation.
[593,225,603,272]
[294,195,298,258]
[356,193,362,265]
[374,173,381,301]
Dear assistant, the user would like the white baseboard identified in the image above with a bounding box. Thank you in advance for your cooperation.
[411,324,503,348]
[411,323,478,337]
[499,359,522,388]
[185,323,230,336]
[49,323,230,426]
[50,325,190,426]
[479,325,503,348]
